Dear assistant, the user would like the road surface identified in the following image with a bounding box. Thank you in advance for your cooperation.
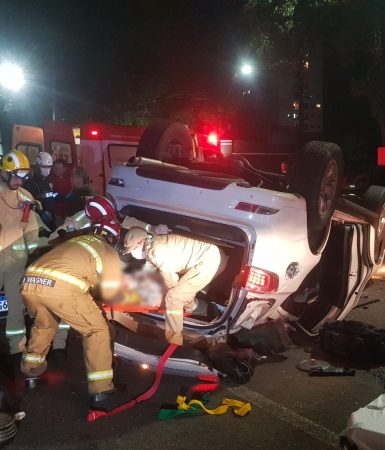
[5,280,385,449]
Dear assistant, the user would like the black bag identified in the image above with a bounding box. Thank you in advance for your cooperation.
[319,320,385,364]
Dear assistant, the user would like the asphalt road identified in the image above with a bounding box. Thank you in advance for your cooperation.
[4,280,385,450]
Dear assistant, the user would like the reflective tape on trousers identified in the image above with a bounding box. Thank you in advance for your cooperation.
[167,310,184,316]
[26,266,89,292]
[6,328,26,336]
[58,323,70,330]
[87,370,113,381]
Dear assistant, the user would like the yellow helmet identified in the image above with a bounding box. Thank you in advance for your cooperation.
[0,150,30,178]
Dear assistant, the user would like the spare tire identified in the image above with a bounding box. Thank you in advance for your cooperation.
[363,185,385,264]
[291,141,343,232]
[137,120,195,164]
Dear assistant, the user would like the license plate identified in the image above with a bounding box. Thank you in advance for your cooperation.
[0,296,8,312]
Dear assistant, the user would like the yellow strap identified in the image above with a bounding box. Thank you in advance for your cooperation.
[26,266,89,292]
[176,396,251,417]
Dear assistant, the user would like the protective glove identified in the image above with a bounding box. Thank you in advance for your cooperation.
[154,224,172,235]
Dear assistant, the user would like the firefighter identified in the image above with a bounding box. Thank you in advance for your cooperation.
[51,195,171,239]
[0,150,39,356]
[24,152,57,231]
[124,228,227,345]
[20,217,130,409]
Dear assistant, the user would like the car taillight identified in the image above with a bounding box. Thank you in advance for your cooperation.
[90,129,99,137]
[235,202,278,215]
[207,132,218,146]
[242,266,279,294]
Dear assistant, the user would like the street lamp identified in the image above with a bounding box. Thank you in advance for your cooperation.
[240,62,254,76]
[0,62,25,92]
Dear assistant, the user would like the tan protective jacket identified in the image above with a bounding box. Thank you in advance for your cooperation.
[146,234,222,288]
[26,234,123,301]
[0,181,39,271]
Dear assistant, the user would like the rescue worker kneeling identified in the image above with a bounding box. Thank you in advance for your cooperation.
[124,228,228,346]
[20,217,128,410]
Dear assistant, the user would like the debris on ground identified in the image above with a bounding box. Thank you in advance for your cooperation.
[206,343,257,384]
[229,321,292,356]
[320,320,385,364]
[297,359,355,377]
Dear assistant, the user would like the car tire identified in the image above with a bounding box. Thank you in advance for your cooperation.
[363,185,385,264]
[137,120,194,163]
[291,140,343,233]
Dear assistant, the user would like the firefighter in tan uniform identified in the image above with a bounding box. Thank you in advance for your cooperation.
[20,217,129,410]
[124,228,227,345]
[0,150,39,355]
[50,195,171,239]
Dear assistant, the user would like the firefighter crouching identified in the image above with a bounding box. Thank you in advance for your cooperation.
[0,150,39,356]
[20,217,130,410]
[124,228,228,346]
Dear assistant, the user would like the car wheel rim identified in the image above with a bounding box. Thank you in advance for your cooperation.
[319,160,338,217]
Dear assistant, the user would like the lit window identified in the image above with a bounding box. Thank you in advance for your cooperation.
[316,103,321,108]
[304,61,309,69]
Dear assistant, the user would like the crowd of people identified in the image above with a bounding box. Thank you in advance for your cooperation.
[24,152,93,230]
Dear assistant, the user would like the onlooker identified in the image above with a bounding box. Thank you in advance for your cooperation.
[67,167,92,216]
[50,159,71,225]
[24,152,56,231]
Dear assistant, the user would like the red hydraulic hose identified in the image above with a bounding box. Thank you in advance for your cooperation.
[87,343,178,422]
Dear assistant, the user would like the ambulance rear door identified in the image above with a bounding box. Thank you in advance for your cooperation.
[80,123,144,194]
[12,125,44,165]
[43,121,77,171]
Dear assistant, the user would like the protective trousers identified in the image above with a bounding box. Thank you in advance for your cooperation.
[0,270,27,354]
[21,287,114,395]
[0,269,69,353]
[164,248,222,346]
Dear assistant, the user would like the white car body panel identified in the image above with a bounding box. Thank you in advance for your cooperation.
[107,165,322,327]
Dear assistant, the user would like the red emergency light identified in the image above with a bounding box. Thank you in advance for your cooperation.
[207,132,218,146]
[378,147,385,166]
[242,266,279,294]
[90,130,99,137]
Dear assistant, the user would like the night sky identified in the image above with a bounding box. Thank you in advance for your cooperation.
[0,0,247,124]
[0,0,380,155]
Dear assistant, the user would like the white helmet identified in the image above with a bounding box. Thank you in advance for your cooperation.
[36,152,53,177]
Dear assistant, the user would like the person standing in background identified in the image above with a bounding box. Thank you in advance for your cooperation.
[24,152,57,231]
[49,159,71,225]
[67,167,92,216]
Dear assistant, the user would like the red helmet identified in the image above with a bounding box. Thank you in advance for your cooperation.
[93,217,121,241]
[85,195,116,221]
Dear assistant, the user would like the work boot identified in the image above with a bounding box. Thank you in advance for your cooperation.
[90,389,132,412]
[24,376,40,391]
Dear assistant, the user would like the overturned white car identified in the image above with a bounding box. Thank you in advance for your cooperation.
[105,122,385,380]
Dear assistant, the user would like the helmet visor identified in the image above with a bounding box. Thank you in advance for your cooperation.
[13,169,30,179]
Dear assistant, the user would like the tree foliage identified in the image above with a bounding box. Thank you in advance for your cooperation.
[244,0,385,141]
